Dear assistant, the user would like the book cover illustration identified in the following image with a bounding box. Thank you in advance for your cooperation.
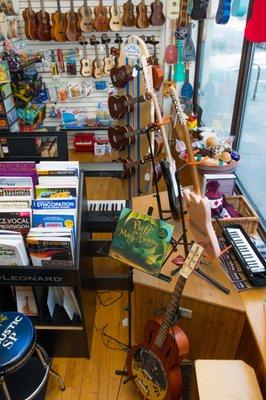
[26,237,74,268]
[0,210,32,238]
[15,286,38,316]
[33,213,76,240]
[35,186,77,199]
[109,208,174,276]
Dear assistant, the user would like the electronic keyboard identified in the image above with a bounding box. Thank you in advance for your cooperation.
[223,224,266,287]
[87,200,129,232]
[80,163,124,178]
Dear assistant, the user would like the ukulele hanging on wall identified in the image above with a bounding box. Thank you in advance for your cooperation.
[150,0,165,26]
[65,0,80,41]
[78,0,93,32]
[135,0,149,28]
[22,0,38,40]
[80,38,92,77]
[94,0,109,32]
[36,0,51,41]
[109,0,123,31]
[122,0,135,27]
[51,0,66,42]
[90,35,103,79]
[102,34,114,75]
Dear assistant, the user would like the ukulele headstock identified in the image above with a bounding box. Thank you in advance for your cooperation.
[115,33,123,45]
[101,33,110,44]
[90,35,98,46]
[179,243,204,279]
[150,35,159,46]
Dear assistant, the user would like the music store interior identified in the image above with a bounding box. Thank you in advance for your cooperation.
[0,0,265,399]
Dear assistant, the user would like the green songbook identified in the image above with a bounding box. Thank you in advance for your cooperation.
[109,208,174,276]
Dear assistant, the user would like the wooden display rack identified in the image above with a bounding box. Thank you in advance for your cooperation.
[0,171,96,358]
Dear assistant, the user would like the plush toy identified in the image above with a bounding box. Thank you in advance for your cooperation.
[205,180,240,219]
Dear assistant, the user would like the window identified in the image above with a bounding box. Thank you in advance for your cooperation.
[236,43,266,228]
[198,16,246,135]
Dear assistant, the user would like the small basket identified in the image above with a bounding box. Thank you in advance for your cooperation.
[212,195,259,235]
[197,159,240,175]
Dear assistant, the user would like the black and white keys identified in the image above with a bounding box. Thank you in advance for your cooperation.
[87,200,126,213]
[223,224,266,287]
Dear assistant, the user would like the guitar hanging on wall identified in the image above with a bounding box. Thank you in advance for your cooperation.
[122,0,135,27]
[78,0,93,32]
[102,34,114,75]
[65,0,80,41]
[36,0,51,41]
[135,0,150,28]
[94,0,109,32]
[22,0,38,40]
[150,0,165,26]
[127,243,203,400]
[108,92,151,119]
[90,35,103,79]
[109,0,123,31]
[80,38,92,77]
[51,0,66,42]
[169,85,221,259]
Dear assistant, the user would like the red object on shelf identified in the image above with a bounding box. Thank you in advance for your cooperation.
[245,0,266,43]
[74,134,95,152]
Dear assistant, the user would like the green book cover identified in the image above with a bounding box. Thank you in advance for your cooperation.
[109,208,174,276]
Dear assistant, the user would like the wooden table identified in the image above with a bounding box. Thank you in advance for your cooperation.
[132,191,266,397]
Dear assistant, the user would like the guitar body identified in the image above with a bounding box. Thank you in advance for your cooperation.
[65,11,80,41]
[183,188,221,259]
[109,6,123,31]
[80,58,92,77]
[150,1,165,26]
[92,60,103,78]
[94,4,109,32]
[127,318,189,400]
[36,10,52,41]
[108,94,133,119]
[135,3,149,28]
[152,65,164,90]
[110,64,133,88]
[103,55,113,74]
[167,0,180,18]
[108,125,134,151]
[51,11,66,42]
[5,0,15,15]
[22,9,38,40]
[122,1,135,27]
[78,4,93,32]
[165,44,177,64]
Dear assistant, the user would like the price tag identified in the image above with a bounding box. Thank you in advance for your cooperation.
[144,173,150,182]
[132,67,138,78]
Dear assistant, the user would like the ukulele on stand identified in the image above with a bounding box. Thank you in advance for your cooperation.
[109,0,123,31]
[122,0,135,27]
[109,123,163,155]
[109,35,133,88]
[108,92,151,119]
[80,38,92,77]
[78,0,93,32]
[169,85,221,259]
[51,0,66,42]
[22,0,38,40]
[36,0,51,41]
[65,0,80,41]
[115,155,162,181]
[94,0,109,32]
[90,35,103,79]
[135,0,149,28]
[102,34,114,75]
[127,243,203,400]
[150,0,165,26]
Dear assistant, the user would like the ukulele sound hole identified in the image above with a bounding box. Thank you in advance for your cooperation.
[134,348,166,390]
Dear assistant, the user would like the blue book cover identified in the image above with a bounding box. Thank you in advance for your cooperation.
[32,199,77,210]
[33,214,76,241]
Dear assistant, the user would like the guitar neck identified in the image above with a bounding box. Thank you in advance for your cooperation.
[154,274,187,348]
[124,125,151,140]
[126,156,150,170]
[105,42,110,57]
[114,0,118,12]
[70,0,74,13]
[27,0,32,12]
[40,0,45,16]
[154,243,203,349]
[56,0,62,13]
[170,88,201,195]
[83,44,88,59]
[124,94,147,107]
[94,44,100,68]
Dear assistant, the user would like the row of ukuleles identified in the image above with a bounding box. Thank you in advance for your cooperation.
[23,0,166,42]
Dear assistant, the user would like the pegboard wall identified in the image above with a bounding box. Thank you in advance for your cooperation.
[17,0,167,135]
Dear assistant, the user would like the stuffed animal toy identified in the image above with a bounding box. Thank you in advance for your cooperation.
[205,180,240,219]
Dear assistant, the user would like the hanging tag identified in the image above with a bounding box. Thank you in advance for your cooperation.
[144,172,150,182]
[132,67,138,78]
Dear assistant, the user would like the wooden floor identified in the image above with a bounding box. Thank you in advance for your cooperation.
[46,151,144,399]
[46,291,138,400]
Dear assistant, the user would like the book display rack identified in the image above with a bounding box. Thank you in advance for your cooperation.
[0,171,96,358]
